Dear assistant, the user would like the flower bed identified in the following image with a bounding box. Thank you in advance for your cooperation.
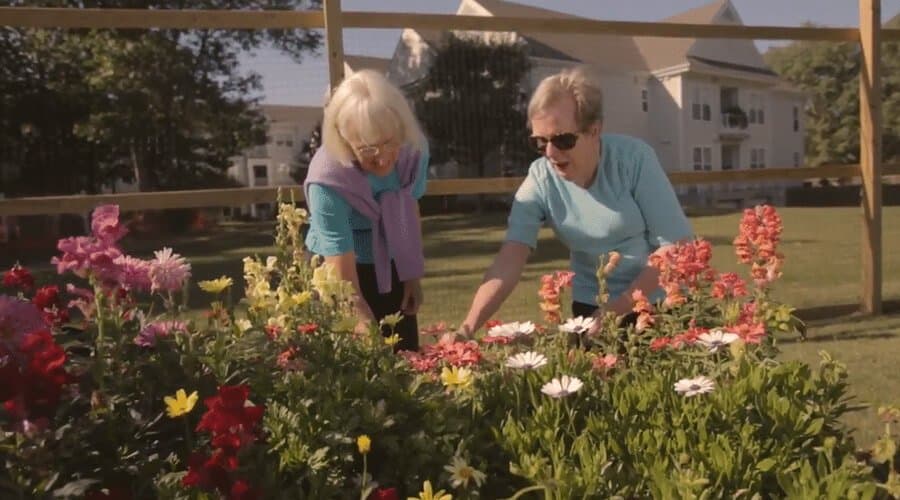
[1,203,898,499]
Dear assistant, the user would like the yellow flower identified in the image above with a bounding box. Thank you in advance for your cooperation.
[384,334,401,347]
[407,480,452,500]
[357,434,371,454]
[198,276,233,294]
[440,366,473,390]
[292,290,313,306]
[163,389,198,418]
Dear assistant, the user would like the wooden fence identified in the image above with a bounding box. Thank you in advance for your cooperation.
[0,0,898,314]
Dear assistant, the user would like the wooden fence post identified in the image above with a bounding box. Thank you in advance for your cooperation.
[859,0,883,314]
[323,0,345,95]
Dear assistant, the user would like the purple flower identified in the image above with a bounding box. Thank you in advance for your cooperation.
[0,295,48,351]
[149,248,191,293]
[135,320,187,347]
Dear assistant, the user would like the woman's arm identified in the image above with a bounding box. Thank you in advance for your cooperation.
[459,241,531,335]
[325,252,376,323]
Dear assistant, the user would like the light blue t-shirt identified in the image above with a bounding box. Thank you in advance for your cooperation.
[506,134,693,306]
[305,145,429,263]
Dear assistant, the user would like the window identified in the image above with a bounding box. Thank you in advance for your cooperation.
[691,86,711,121]
[792,106,800,132]
[253,165,268,180]
[750,148,767,169]
[793,152,801,167]
[748,94,765,125]
[692,146,712,171]
[692,88,701,120]
[641,89,648,112]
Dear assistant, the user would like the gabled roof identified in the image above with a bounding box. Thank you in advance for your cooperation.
[469,0,648,71]
[634,0,770,74]
[634,1,724,71]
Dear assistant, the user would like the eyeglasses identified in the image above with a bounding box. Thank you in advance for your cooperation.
[353,140,399,160]
[528,132,581,153]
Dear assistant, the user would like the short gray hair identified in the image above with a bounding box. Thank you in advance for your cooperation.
[528,66,603,131]
[322,70,426,164]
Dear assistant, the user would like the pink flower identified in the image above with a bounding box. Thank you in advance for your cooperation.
[729,321,766,344]
[592,354,618,377]
[649,336,671,351]
[66,284,96,319]
[135,320,187,347]
[0,295,48,351]
[149,248,191,293]
[115,255,152,292]
[711,272,748,299]
[90,204,128,244]
[634,311,654,333]
[400,351,439,373]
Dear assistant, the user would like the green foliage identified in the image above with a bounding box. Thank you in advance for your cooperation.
[2,202,897,499]
[764,17,900,166]
[412,34,533,178]
[0,1,322,195]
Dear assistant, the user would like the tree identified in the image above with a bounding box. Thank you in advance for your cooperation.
[764,17,900,166]
[0,0,322,196]
[291,121,321,184]
[412,34,533,183]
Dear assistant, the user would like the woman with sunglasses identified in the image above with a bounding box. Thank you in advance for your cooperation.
[458,66,693,336]
[304,70,429,351]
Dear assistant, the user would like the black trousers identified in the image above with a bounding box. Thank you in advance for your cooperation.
[572,301,639,328]
[356,261,419,352]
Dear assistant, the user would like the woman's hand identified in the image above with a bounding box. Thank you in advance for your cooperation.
[401,279,423,315]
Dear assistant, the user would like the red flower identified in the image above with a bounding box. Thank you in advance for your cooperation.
[196,385,264,437]
[368,487,399,500]
[296,323,318,334]
[229,480,261,500]
[183,452,232,492]
[484,319,503,330]
[3,265,34,291]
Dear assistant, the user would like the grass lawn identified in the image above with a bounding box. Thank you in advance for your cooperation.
[5,206,899,444]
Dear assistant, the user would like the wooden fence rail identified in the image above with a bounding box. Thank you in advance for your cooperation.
[2,164,899,217]
[0,1,897,314]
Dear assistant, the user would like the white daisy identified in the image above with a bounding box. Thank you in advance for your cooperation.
[674,376,716,397]
[443,456,487,489]
[559,316,596,334]
[505,351,549,370]
[487,321,535,339]
[697,329,740,353]
[541,375,584,398]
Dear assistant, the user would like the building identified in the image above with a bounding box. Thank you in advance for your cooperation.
[387,0,807,207]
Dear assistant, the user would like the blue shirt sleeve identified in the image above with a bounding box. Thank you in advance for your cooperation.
[505,165,547,249]
[631,142,693,247]
[412,143,430,200]
[305,184,355,256]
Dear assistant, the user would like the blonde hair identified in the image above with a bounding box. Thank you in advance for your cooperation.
[527,66,603,131]
[322,70,426,164]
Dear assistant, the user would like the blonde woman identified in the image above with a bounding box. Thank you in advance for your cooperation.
[304,70,429,351]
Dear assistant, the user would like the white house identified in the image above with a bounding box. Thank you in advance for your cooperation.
[387,0,807,207]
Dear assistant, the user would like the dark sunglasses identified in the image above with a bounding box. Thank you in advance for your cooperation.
[528,132,581,153]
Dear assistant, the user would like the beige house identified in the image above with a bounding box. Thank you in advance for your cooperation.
[387,0,807,207]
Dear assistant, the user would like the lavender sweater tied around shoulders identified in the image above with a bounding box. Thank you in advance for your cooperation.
[303,145,425,294]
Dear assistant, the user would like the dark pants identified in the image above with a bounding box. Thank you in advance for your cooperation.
[572,301,639,328]
[356,261,419,352]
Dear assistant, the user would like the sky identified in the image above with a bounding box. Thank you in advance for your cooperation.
[241,0,900,106]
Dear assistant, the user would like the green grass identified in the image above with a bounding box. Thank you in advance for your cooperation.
[7,206,900,444]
